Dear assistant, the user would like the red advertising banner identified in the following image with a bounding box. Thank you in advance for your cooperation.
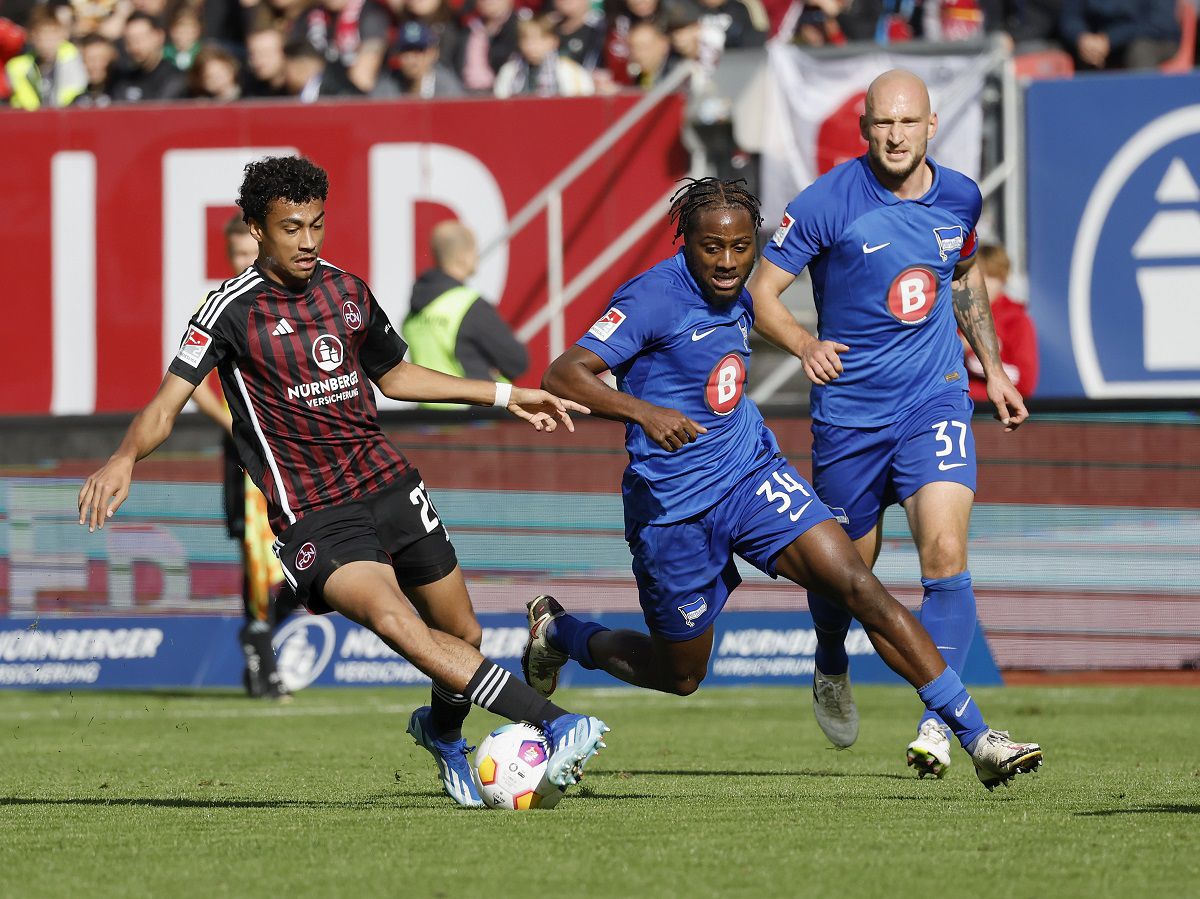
[3,95,687,414]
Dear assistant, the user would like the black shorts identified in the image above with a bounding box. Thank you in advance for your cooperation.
[272,469,459,614]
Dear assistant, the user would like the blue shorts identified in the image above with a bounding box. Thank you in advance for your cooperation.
[811,388,977,541]
[627,455,834,641]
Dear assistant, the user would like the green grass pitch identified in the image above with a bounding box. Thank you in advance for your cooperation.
[2,685,1197,898]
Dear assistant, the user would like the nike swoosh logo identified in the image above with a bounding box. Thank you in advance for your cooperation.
[954,698,971,717]
[862,242,890,254]
[691,328,718,341]
[938,461,968,471]
[789,499,814,522]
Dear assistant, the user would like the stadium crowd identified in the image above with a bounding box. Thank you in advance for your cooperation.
[1,0,1192,109]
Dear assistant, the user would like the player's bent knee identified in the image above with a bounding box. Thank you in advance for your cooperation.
[665,670,706,696]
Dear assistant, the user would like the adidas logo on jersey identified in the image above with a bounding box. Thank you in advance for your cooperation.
[272,319,295,336]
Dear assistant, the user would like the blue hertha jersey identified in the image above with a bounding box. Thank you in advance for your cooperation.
[761,155,981,427]
[576,250,779,526]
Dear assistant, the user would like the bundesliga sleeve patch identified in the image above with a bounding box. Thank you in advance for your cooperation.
[176,325,213,368]
[587,308,627,342]
[771,213,794,248]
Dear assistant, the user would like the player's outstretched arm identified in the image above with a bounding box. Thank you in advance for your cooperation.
[544,346,706,452]
[747,258,848,385]
[951,257,1028,432]
[78,373,198,532]
[374,360,588,432]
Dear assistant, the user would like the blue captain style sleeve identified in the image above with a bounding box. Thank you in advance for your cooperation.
[937,167,984,263]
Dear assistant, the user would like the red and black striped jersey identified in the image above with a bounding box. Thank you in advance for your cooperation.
[168,260,411,534]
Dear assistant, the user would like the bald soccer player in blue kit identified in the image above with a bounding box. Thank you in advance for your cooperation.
[748,69,1031,778]
[522,176,1043,790]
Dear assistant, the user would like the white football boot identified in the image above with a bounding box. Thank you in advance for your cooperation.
[811,667,859,749]
[906,718,953,778]
[522,594,569,698]
[967,729,1044,790]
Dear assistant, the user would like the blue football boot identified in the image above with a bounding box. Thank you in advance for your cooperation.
[407,706,484,808]
[542,713,609,787]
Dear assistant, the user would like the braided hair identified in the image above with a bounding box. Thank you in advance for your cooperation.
[668,177,763,243]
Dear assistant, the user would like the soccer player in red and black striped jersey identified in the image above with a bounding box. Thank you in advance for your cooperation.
[78,155,609,807]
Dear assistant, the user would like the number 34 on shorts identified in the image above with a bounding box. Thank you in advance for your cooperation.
[756,469,815,522]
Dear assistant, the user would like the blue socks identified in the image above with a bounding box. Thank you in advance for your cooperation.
[917,570,978,729]
[807,591,852,676]
[917,668,988,748]
[546,614,609,671]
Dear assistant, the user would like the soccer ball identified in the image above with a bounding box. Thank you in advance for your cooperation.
[473,723,564,810]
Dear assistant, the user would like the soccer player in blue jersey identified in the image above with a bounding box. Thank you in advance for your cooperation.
[524,176,1042,790]
[746,69,1028,778]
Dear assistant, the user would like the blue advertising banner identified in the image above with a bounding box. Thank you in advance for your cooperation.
[0,612,1002,690]
[1026,72,1200,399]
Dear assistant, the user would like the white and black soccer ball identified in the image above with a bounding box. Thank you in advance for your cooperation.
[473,723,564,810]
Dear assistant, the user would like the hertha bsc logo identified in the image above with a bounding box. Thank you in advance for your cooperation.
[295,542,317,571]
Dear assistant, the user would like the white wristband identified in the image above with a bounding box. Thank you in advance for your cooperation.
[493,382,512,408]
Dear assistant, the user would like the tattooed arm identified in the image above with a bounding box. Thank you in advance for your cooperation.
[952,256,1028,432]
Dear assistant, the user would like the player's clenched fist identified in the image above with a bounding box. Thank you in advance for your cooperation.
[636,405,708,452]
[77,456,134,532]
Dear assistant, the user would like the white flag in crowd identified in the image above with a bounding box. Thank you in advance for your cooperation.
[760,44,992,225]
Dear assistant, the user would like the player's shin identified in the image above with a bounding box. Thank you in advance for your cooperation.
[429,681,471,741]
[547,614,609,669]
[916,667,988,749]
[916,571,977,728]
[466,660,568,725]
[807,591,851,675]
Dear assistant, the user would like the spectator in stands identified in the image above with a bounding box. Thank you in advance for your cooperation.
[394,0,464,78]
[554,0,606,71]
[288,0,391,93]
[73,32,118,105]
[282,36,363,99]
[457,0,519,93]
[402,221,529,410]
[604,0,662,85]
[671,0,768,51]
[6,3,86,109]
[384,20,464,95]
[165,2,202,69]
[111,11,188,101]
[494,12,594,96]
[242,24,288,96]
[780,0,850,46]
[625,18,676,86]
[980,0,1064,50]
[187,41,242,98]
[963,243,1039,401]
[1060,0,1180,68]
[922,0,986,41]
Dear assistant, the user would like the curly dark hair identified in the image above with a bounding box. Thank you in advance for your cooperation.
[237,156,329,225]
[668,176,763,242]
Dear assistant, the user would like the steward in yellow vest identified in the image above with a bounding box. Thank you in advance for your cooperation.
[6,8,86,110]
[402,222,528,409]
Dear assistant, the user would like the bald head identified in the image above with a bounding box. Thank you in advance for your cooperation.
[431,220,478,280]
[860,68,938,196]
[865,69,931,120]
